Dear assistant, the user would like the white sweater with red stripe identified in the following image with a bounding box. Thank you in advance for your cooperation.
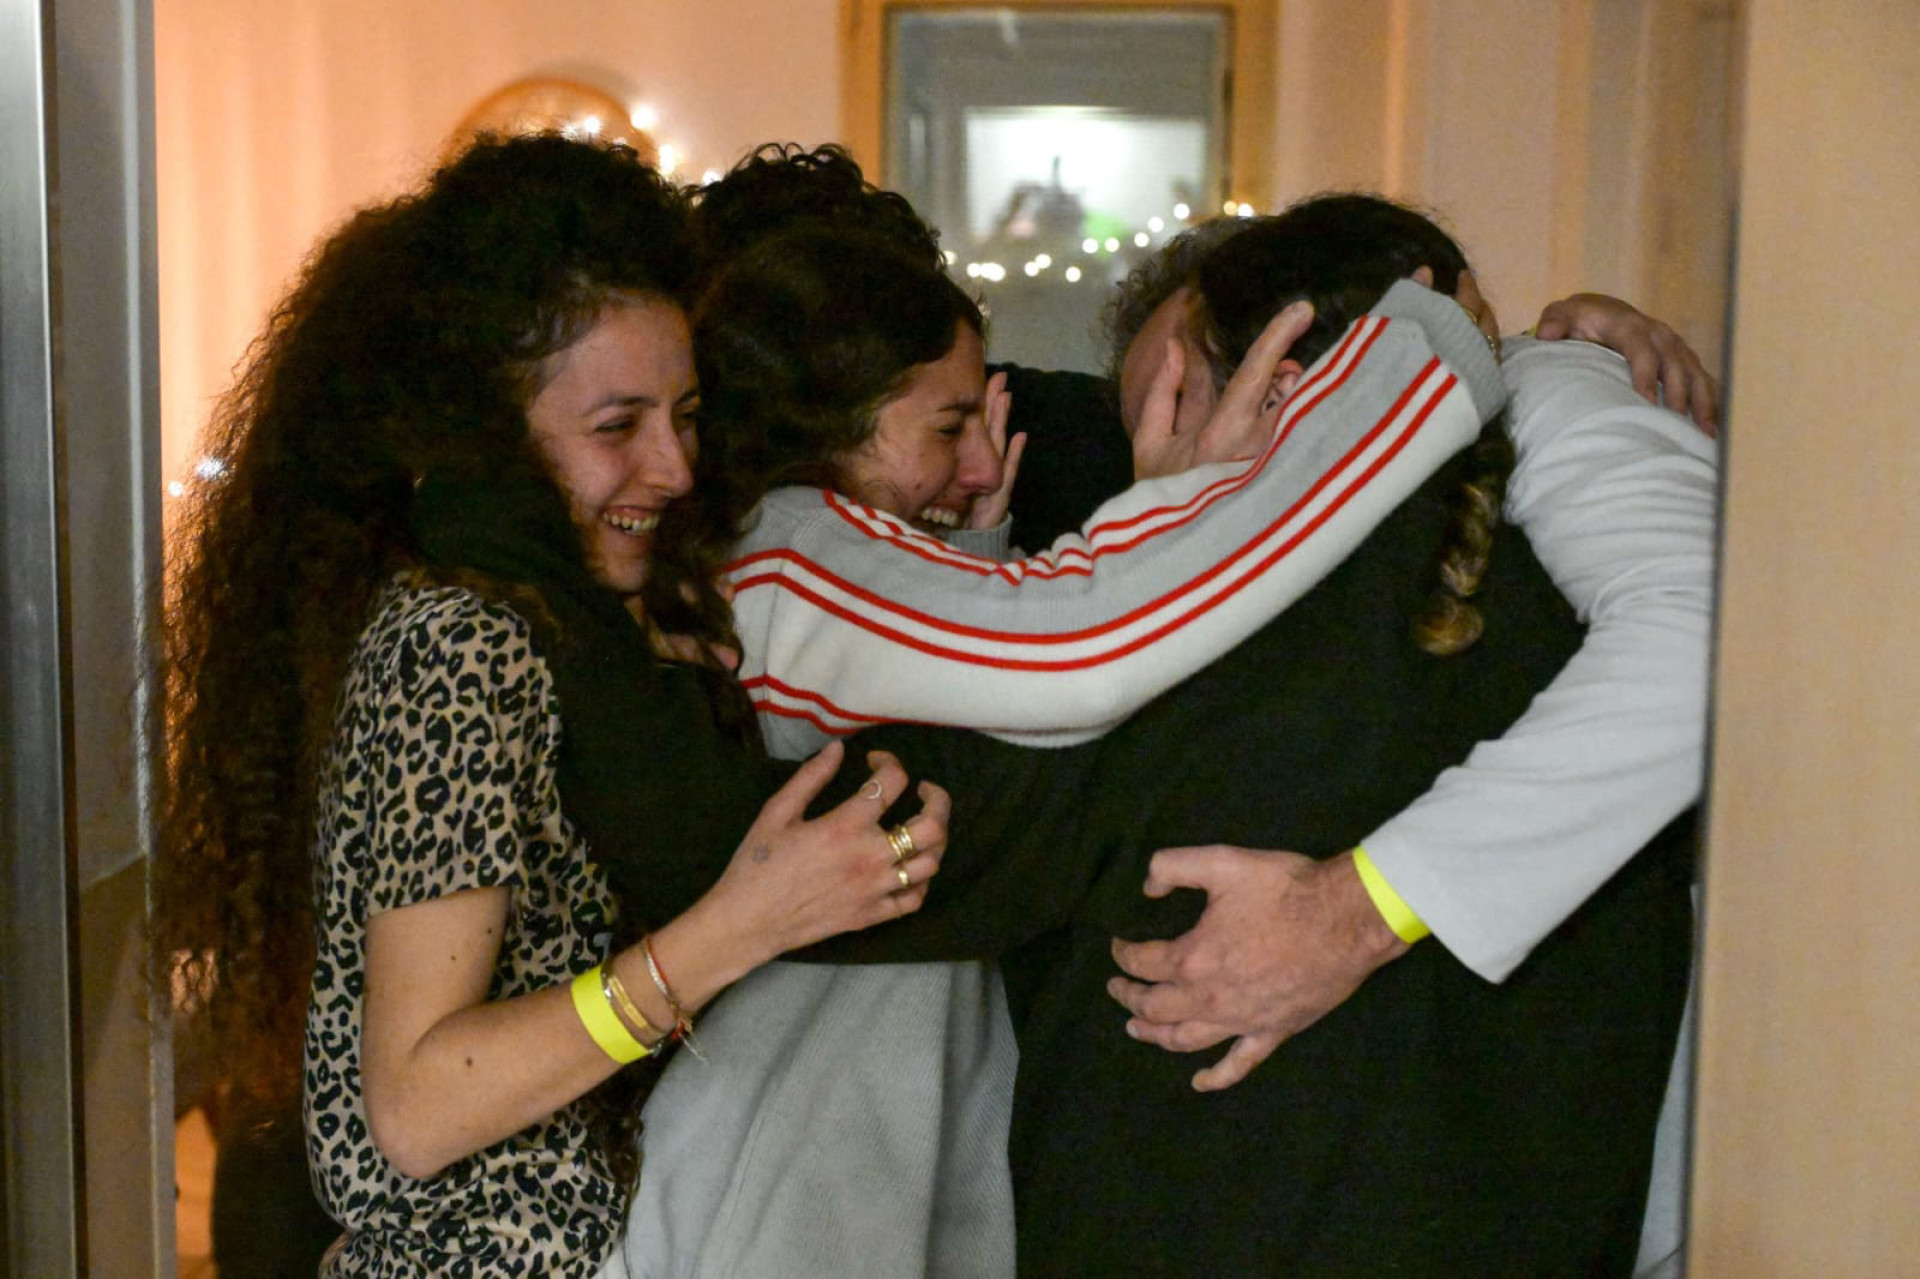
[724,280,1506,760]
[627,285,1500,1279]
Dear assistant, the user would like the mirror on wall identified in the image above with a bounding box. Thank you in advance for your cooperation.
[888,9,1229,372]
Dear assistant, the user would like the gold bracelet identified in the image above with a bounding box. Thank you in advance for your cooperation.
[642,935,704,1061]
[570,965,652,1064]
[602,965,662,1043]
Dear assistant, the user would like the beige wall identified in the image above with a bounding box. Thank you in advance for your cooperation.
[1689,0,1920,1270]
[155,1,1734,497]
[156,0,841,490]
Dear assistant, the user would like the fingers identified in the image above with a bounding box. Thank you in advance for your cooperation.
[1621,330,1663,405]
[1531,299,1573,341]
[1453,269,1501,343]
[1110,936,1177,984]
[876,777,948,894]
[1649,328,1721,433]
[984,370,1011,454]
[1219,301,1312,421]
[1133,338,1186,449]
[1107,969,1199,1023]
[1000,431,1028,493]
[1126,1015,1233,1054]
[759,739,846,824]
[1141,844,1230,897]
[1192,1032,1283,1092]
[811,746,907,828]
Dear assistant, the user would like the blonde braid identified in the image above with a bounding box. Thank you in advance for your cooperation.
[1413,417,1513,657]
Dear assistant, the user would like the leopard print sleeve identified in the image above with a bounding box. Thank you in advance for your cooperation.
[357,590,556,915]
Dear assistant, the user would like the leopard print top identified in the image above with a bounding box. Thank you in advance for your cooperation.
[305,582,624,1278]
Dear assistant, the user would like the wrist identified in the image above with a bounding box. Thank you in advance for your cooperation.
[632,905,764,1017]
[1330,850,1412,968]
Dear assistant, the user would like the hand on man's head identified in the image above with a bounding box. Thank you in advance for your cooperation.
[1127,299,1314,482]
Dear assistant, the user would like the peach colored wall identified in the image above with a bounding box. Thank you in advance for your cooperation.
[1689,0,1920,1269]
[156,0,840,491]
[158,0,1732,492]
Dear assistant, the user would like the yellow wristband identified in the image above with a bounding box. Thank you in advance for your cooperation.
[1352,846,1431,944]
[570,965,651,1064]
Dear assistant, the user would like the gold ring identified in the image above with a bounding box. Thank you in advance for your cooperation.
[860,778,885,802]
[886,823,916,864]
[896,865,912,889]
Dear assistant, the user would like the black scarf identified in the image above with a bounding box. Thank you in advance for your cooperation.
[409,471,788,932]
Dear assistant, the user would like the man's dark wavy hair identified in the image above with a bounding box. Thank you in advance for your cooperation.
[1110,194,1510,656]
[1198,193,1511,656]
[152,134,698,1157]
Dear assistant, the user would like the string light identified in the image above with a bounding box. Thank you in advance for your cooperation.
[951,198,1256,296]
[657,144,680,176]
[630,103,660,131]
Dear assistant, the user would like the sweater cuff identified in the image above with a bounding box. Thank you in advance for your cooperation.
[1352,845,1431,944]
[1372,279,1510,424]
[941,516,1015,563]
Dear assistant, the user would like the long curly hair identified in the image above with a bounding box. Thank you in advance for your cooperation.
[1188,194,1514,656]
[151,134,699,1122]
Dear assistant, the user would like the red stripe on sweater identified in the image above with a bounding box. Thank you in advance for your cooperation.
[753,317,1393,582]
[730,357,1448,648]
[729,366,1455,670]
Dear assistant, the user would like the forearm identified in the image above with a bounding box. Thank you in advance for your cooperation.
[1357,337,1715,980]
[732,284,1502,751]
[365,902,769,1180]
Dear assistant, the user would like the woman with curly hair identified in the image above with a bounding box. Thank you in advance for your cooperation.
[149,133,953,1278]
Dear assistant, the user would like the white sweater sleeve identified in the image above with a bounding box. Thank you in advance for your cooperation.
[727,282,1506,759]
[1358,336,1717,981]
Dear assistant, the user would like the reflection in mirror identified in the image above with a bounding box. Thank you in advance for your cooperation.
[889,9,1228,371]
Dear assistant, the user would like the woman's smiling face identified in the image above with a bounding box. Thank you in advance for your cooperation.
[526,296,700,599]
[833,322,1000,531]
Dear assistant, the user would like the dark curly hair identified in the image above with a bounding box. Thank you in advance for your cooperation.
[1190,194,1513,656]
[690,142,946,276]
[151,134,699,1142]
[1101,216,1253,385]
[647,225,983,609]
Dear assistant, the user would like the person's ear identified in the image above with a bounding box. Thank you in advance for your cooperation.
[1410,264,1436,289]
[1263,359,1308,413]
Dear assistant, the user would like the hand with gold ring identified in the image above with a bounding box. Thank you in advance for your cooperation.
[698,744,951,963]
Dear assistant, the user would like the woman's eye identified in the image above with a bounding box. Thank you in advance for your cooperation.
[593,416,634,436]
